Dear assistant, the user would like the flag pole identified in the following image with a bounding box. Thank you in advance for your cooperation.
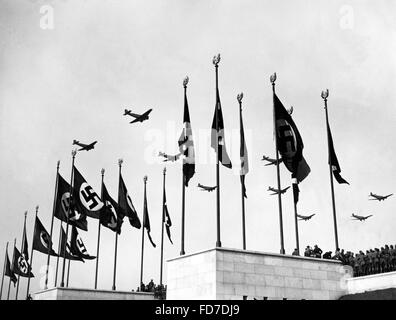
[44,160,60,289]
[237,93,246,250]
[180,77,188,256]
[270,73,285,254]
[0,242,9,300]
[112,159,122,291]
[292,180,300,255]
[213,54,222,248]
[26,205,38,299]
[322,89,339,251]
[54,222,63,286]
[160,168,166,286]
[140,175,147,289]
[60,149,77,288]
[7,238,16,300]
[15,211,27,300]
[95,168,105,289]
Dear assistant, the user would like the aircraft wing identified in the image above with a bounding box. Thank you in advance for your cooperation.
[130,116,142,124]
[126,112,142,118]
[142,109,152,117]
[385,194,393,198]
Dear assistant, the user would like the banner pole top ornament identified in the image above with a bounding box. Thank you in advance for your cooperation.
[35,205,39,212]
[321,89,329,100]
[101,168,105,175]
[237,92,244,104]
[270,72,277,85]
[163,167,166,175]
[57,160,60,168]
[212,53,221,67]
[183,76,189,88]
[71,149,77,157]
[118,158,123,167]
[144,175,148,183]
[24,210,27,217]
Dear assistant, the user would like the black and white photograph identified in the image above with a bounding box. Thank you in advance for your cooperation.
[0,0,395,311]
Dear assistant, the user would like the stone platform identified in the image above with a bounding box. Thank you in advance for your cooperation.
[34,287,155,300]
[345,271,396,295]
[166,247,352,300]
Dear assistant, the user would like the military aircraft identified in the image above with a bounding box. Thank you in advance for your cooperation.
[261,155,283,166]
[297,214,315,221]
[351,214,373,221]
[198,183,217,192]
[124,108,153,124]
[268,186,290,195]
[158,151,181,162]
[368,192,393,201]
[72,140,97,151]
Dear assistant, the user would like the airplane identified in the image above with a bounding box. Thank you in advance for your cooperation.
[197,183,217,192]
[261,155,283,166]
[124,108,153,124]
[351,214,373,221]
[72,140,97,151]
[158,151,181,162]
[297,214,315,221]
[368,192,393,201]
[268,186,290,195]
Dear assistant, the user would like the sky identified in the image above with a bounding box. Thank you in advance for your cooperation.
[0,0,395,298]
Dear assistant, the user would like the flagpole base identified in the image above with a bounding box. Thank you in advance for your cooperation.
[180,250,185,256]
[216,241,222,248]
[280,249,285,255]
[112,285,116,291]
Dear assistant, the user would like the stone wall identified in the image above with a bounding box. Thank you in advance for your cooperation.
[346,271,396,295]
[167,247,352,300]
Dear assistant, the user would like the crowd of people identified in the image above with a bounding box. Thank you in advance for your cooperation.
[136,279,167,299]
[297,244,396,277]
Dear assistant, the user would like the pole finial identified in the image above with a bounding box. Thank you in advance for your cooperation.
[212,53,221,67]
[183,76,189,88]
[118,158,123,167]
[270,72,277,84]
[35,205,39,211]
[163,167,166,174]
[144,175,148,183]
[57,160,60,168]
[24,211,27,217]
[321,89,329,100]
[71,149,77,157]
[101,168,105,175]
[237,92,244,104]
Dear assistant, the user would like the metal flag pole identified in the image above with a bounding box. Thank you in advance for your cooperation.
[237,93,247,250]
[7,238,16,300]
[60,149,77,287]
[180,76,188,256]
[26,205,39,299]
[54,222,63,286]
[15,211,27,300]
[112,159,123,291]
[45,160,60,289]
[292,179,300,255]
[140,175,147,289]
[95,168,105,289]
[0,242,9,300]
[270,73,285,255]
[213,53,222,248]
[160,168,166,286]
[322,89,339,251]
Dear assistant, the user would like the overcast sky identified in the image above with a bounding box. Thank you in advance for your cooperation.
[0,0,395,298]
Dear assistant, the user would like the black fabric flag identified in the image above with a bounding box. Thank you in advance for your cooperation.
[100,182,123,234]
[118,174,141,229]
[33,217,58,257]
[54,173,88,231]
[59,227,84,262]
[163,187,173,244]
[143,189,156,248]
[12,247,34,278]
[274,93,310,182]
[5,250,17,286]
[327,119,349,185]
[22,222,29,263]
[178,88,196,186]
[211,88,232,168]
[70,226,96,260]
[73,166,104,219]
[239,106,249,198]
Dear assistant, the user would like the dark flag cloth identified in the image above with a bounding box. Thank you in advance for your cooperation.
[70,226,96,260]
[100,182,123,234]
[54,173,88,231]
[12,247,34,278]
[73,166,104,219]
[59,227,84,262]
[239,106,249,198]
[327,119,349,185]
[178,87,195,186]
[274,93,310,182]
[33,217,58,256]
[5,251,17,286]
[22,222,29,263]
[211,88,232,169]
[163,188,173,244]
[118,174,141,229]
[143,189,156,248]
